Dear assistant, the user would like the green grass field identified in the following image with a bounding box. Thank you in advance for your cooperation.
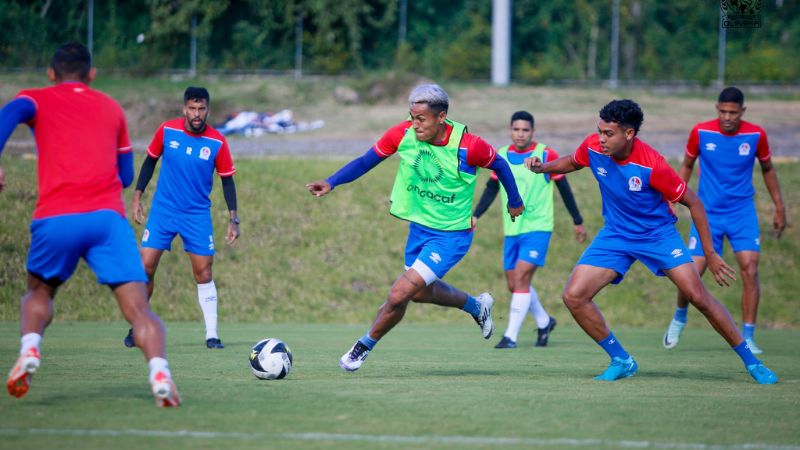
[0,322,798,450]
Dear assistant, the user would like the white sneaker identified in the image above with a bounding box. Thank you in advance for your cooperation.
[746,338,764,355]
[473,293,494,339]
[339,342,370,372]
[662,319,686,349]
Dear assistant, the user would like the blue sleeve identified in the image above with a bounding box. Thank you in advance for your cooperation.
[0,97,36,157]
[488,155,523,208]
[117,152,134,188]
[326,148,385,189]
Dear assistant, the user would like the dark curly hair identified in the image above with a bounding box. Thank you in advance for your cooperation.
[599,99,644,135]
[50,42,91,81]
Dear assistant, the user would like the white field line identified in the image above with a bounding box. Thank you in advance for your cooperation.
[0,428,798,450]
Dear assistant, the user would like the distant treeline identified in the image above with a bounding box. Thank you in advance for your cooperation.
[2,0,798,83]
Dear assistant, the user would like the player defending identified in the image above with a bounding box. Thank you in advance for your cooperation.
[663,87,786,353]
[307,84,525,371]
[473,111,586,349]
[125,86,239,349]
[526,99,777,384]
[0,42,180,405]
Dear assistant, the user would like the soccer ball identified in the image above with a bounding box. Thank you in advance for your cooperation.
[249,338,293,380]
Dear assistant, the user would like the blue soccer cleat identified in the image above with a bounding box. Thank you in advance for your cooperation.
[746,363,778,384]
[206,338,225,349]
[594,356,638,381]
[123,328,136,348]
[494,336,517,349]
[536,316,557,347]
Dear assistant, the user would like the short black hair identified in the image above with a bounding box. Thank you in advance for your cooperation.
[718,86,744,106]
[184,86,210,104]
[50,42,91,81]
[510,111,534,128]
[599,99,644,135]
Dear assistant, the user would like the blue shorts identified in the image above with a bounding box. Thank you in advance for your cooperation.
[503,231,552,271]
[404,222,473,281]
[142,209,215,256]
[688,205,760,257]
[27,210,147,285]
[577,226,694,284]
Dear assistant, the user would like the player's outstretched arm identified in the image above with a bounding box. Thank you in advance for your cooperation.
[680,189,736,286]
[0,97,36,193]
[307,148,386,198]
[525,154,580,174]
[760,159,787,238]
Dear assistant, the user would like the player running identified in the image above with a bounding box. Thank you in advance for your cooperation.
[0,42,180,406]
[526,99,778,384]
[472,110,586,349]
[125,86,239,350]
[663,87,786,353]
[307,84,524,372]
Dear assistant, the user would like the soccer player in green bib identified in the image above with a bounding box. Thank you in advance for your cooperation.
[473,111,586,349]
[307,84,525,371]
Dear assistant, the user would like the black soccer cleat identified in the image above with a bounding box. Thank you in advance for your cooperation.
[535,317,557,347]
[494,336,517,349]
[206,338,225,349]
[123,328,136,348]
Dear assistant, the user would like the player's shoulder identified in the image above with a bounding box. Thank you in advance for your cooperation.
[694,119,719,132]
[737,120,766,135]
[201,124,227,142]
[581,133,601,150]
[631,138,668,166]
[160,117,185,131]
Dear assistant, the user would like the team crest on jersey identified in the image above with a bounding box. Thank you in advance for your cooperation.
[628,176,642,191]
[169,140,180,149]
[412,148,444,184]
[705,143,717,151]
[142,229,150,242]
[596,167,607,177]
[200,146,211,160]
[739,142,751,156]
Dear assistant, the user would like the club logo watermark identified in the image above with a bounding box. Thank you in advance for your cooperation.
[720,0,762,28]
[412,147,444,184]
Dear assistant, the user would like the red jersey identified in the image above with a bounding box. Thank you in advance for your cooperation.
[16,82,131,219]
[374,121,497,168]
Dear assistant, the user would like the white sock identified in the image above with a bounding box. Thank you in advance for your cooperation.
[503,291,531,342]
[20,333,42,356]
[528,286,550,329]
[197,280,219,340]
[148,357,170,383]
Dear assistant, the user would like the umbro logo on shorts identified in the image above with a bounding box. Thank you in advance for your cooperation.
[429,252,442,264]
[671,248,684,258]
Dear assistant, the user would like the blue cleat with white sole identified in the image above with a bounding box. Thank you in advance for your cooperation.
[594,356,638,381]
[746,363,778,384]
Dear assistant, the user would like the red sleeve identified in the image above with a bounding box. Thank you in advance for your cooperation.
[374,122,410,157]
[650,156,687,203]
[571,136,591,167]
[215,138,236,177]
[756,127,771,162]
[117,109,132,154]
[463,134,496,168]
[545,147,564,181]
[685,125,700,158]
[146,124,165,158]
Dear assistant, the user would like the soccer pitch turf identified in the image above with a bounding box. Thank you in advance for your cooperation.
[1,322,798,450]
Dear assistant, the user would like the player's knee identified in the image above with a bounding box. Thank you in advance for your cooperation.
[561,290,586,311]
[739,261,759,281]
[193,268,213,283]
[683,286,711,308]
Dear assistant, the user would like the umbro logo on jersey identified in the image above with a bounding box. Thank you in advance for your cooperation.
[739,142,751,156]
[169,140,180,149]
[429,252,442,264]
[200,146,211,160]
[705,143,717,151]
[671,248,684,258]
[628,176,642,191]
[596,167,607,177]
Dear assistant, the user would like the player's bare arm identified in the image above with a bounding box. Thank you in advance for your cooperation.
[760,159,787,238]
[677,154,697,183]
[679,189,736,286]
[525,154,580,174]
[306,180,332,197]
[131,190,146,224]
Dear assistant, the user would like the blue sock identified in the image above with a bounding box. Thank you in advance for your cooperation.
[462,295,480,317]
[733,340,760,366]
[358,333,379,350]
[742,323,755,340]
[597,331,630,360]
[674,307,688,323]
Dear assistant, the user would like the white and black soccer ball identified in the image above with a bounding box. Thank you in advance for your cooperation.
[249,338,293,380]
